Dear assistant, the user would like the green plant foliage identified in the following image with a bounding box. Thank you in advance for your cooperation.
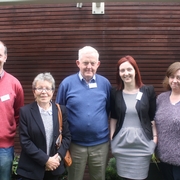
[105,157,122,180]
[12,154,20,175]
[151,153,160,170]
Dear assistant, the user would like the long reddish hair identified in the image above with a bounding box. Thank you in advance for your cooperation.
[116,55,143,90]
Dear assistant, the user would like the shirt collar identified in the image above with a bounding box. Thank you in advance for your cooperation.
[38,103,53,115]
[78,72,96,83]
[0,70,4,79]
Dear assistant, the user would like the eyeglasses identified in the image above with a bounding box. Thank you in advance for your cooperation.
[34,88,53,93]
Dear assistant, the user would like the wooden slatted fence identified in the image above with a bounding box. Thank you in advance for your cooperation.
[0,2,179,179]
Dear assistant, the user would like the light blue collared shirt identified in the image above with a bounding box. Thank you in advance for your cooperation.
[78,72,96,84]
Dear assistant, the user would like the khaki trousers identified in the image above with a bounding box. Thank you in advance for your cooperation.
[67,142,109,180]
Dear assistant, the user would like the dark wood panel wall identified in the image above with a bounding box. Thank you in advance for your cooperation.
[0,1,179,156]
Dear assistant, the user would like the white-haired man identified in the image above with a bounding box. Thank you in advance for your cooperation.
[56,46,111,180]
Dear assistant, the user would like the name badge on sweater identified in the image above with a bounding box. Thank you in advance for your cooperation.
[136,92,143,100]
[89,83,97,88]
[1,94,10,102]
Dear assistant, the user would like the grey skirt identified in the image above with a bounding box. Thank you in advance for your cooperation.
[111,127,156,179]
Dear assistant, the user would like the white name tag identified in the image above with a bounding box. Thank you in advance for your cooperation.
[89,83,97,88]
[136,92,143,100]
[1,94,10,102]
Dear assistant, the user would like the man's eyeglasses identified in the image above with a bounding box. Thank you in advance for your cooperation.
[34,88,53,93]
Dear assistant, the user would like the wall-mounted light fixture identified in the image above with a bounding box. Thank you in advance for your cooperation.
[92,2,104,14]
[76,2,83,8]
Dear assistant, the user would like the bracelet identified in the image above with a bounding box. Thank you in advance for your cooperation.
[153,135,157,137]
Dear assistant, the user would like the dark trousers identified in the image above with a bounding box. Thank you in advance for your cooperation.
[160,161,180,180]
[18,171,59,180]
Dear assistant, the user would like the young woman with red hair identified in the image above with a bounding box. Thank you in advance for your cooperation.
[110,55,157,180]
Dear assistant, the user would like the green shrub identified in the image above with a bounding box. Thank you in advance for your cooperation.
[105,157,122,180]
[12,154,20,176]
